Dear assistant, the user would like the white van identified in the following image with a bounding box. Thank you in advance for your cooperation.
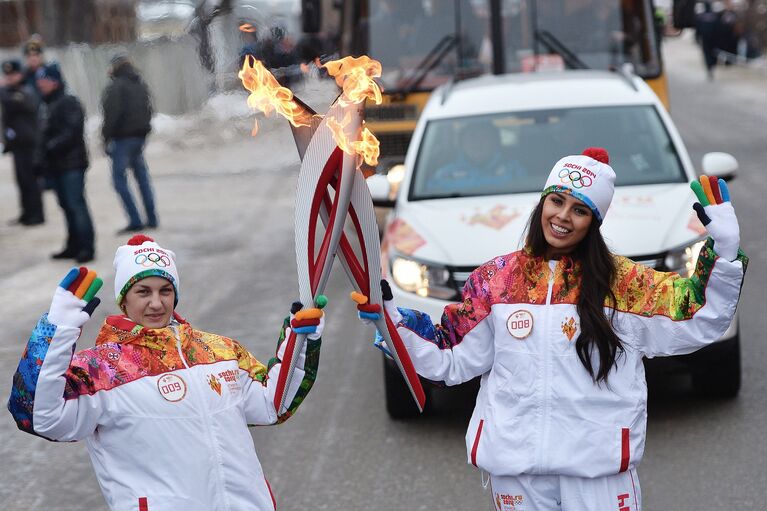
[368,70,741,418]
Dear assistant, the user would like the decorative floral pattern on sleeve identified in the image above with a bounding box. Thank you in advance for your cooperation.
[8,315,57,436]
[610,238,748,320]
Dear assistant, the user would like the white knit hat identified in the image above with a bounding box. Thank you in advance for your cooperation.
[113,235,180,305]
[541,147,616,223]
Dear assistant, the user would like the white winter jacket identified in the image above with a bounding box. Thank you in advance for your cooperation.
[393,239,747,478]
[9,313,320,511]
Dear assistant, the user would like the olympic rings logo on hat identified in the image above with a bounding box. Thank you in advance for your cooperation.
[558,167,593,189]
[135,252,171,268]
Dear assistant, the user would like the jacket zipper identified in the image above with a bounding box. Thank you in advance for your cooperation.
[173,327,231,511]
[538,260,557,472]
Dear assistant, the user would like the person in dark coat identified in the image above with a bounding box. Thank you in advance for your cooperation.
[1,59,44,225]
[35,63,95,263]
[101,54,158,234]
[696,1,720,80]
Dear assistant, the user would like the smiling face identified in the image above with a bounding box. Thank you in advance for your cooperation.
[541,192,594,259]
[122,277,175,328]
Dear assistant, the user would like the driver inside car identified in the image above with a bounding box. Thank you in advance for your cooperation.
[425,121,526,197]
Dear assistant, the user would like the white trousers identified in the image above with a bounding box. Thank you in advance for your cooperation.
[489,470,641,511]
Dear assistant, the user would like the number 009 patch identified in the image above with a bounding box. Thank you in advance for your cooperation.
[506,310,534,339]
[157,374,187,402]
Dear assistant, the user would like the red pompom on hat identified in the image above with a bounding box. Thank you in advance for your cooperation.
[582,147,609,164]
[127,234,155,246]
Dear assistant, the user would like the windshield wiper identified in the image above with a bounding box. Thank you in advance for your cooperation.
[396,35,458,95]
[534,29,589,70]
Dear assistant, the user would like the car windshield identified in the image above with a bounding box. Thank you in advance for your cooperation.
[409,106,685,200]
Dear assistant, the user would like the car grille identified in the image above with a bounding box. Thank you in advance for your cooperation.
[449,266,477,296]
[377,132,413,160]
[365,104,418,121]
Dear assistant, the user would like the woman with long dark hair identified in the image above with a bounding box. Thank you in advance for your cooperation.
[358,147,747,509]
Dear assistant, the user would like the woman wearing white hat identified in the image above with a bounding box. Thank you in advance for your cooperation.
[9,234,326,511]
[358,148,747,510]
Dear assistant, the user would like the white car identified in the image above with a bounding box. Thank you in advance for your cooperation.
[368,70,741,418]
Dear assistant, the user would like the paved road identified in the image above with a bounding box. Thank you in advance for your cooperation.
[0,35,765,510]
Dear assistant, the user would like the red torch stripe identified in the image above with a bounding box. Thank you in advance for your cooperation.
[384,311,426,409]
[273,329,298,413]
[346,202,370,294]
[308,148,342,287]
[310,150,343,293]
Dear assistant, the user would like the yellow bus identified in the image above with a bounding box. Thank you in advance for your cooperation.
[305,0,666,173]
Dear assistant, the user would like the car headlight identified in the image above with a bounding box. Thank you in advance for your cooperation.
[663,239,707,277]
[386,164,406,200]
[391,255,456,300]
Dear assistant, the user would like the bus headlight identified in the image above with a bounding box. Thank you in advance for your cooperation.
[391,255,456,300]
[663,239,707,277]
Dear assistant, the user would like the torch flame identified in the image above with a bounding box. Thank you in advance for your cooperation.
[327,113,380,167]
[238,55,313,136]
[355,125,380,167]
[323,56,383,106]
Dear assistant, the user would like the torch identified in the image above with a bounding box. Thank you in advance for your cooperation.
[239,56,426,414]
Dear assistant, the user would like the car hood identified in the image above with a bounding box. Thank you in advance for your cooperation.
[386,183,704,267]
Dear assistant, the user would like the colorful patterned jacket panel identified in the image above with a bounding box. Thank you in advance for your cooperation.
[394,239,747,478]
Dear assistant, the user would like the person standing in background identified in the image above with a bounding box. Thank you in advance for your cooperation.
[22,36,46,98]
[1,59,44,226]
[35,63,95,263]
[696,1,721,80]
[101,53,158,234]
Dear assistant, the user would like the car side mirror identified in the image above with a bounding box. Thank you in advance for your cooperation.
[702,152,738,182]
[367,174,395,208]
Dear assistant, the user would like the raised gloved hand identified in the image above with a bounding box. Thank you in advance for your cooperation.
[47,267,103,329]
[353,280,401,358]
[353,280,403,324]
[690,175,740,261]
[287,295,327,341]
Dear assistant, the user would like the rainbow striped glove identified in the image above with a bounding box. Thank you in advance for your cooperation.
[690,176,740,261]
[48,267,103,329]
[287,296,327,341]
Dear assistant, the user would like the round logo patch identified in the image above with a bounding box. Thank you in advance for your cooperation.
[157,374,187,402]
[506,310,533,339]
[104,348,121,364]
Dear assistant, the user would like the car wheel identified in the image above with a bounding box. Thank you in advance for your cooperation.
[691,335,741,399]
[383,356,428,419]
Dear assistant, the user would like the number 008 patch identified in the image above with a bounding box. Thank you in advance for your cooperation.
[506,310,534,339]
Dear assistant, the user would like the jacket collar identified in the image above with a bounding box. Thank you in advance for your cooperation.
[519,246,581,286]
[96,312,190,348]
